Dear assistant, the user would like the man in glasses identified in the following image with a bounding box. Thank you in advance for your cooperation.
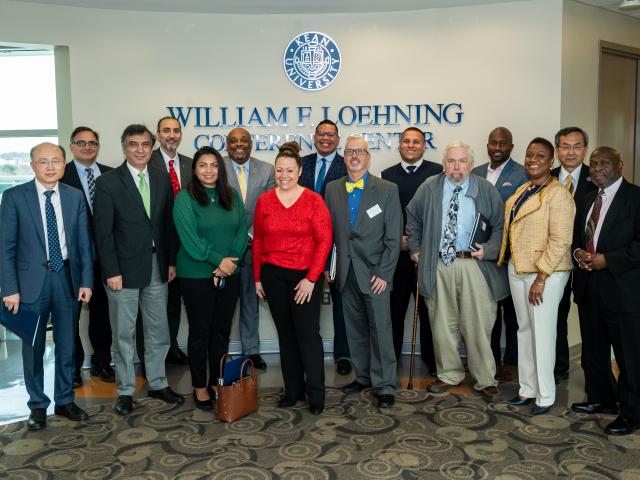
[94,124,183,416]
[61,127,114,386]
[551,127,597,384]
[325,135,402,408]
[406,141,507,402]
[300,120,352,376]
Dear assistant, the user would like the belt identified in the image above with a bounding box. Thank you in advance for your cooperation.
[45,259,70,271]
[152,247,157,253]
[440,251,473,259]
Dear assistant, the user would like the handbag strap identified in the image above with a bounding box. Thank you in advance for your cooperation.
[219,353,233,379]
[239,358,256,380]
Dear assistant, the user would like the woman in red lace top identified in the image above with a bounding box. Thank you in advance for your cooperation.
[253,142,332,415]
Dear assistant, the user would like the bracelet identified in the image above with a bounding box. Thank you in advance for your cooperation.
[534,282,545,286]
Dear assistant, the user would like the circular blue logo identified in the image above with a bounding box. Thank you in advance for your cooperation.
[283,32,341,91]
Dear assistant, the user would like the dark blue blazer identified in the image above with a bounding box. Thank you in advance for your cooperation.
[300,152,347,198]
[472,158,528,203]
[0,179,93,304]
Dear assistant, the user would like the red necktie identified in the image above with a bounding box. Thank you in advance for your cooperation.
[168,159,181,199]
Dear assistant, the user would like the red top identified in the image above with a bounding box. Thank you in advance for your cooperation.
[253,188,333,283]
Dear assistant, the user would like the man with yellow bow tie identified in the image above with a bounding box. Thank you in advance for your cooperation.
[324,135,403,408]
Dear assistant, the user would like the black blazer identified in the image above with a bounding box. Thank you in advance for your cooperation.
[61,160,113,225]
[551,163,597,208]
[300,152,347,198]
[148,149,193,190]
[93,161,178,288]
[572,179,640,313]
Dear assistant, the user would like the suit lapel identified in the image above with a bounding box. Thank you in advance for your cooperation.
[597,180,626,250]
[25,181,46,250]
[247,159,260,204]
[59,184,74,242]
[354,175,376,231]
[334,177,351,228]
[495,160,513,188]
[118,163,147,218]
[148,167,161,220]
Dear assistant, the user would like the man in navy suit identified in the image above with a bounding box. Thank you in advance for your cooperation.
[472,127,527,382]
[61,126,114,385]
[300,119,351,375]
[1,142,94,430]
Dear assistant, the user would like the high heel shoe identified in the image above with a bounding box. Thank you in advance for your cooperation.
[508,396,533,406]
[192,390,213,411]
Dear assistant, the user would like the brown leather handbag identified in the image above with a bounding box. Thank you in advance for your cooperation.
[216,355,258,422]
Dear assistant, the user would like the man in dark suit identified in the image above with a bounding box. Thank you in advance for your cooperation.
[61,126,114,385]
[1,142,93,430]
[551,126,597,384]
[381,127,442,375]
[325,135,403,408]
[148,116,192,365]
[299,119,351,376]
[472,127,527,382]
[94,124,183,415]
[571,146,640,435]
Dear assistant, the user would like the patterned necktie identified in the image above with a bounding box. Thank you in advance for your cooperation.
[440,186,463,265]
[44,190,64,272]
[315,158,327,193]
[406,165,416,174]
[237,165,247,201]
[345,178,364,193]
[566,174,575,195]
[586,189,604,254]
[85,167,96,209]
[168,159,181,199]
[138,172,150,217]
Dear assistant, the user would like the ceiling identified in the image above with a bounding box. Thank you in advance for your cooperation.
[6,0,640,17]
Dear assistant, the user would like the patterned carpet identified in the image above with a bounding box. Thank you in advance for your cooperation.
[1,388,639,479]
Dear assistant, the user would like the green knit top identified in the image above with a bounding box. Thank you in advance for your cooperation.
[173,187,247,279]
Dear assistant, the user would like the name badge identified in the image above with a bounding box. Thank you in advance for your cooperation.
[367,204,382,218]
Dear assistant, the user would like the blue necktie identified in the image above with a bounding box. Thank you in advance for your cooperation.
[440,186,462,265]
[315,158,327,193]
[85,167,96,210]
[44,190,64,272]
[406,165,416,174]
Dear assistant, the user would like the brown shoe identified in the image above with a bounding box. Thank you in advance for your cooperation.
[481,386,500,402]
[427,379,460,394]
[496,364,518,382]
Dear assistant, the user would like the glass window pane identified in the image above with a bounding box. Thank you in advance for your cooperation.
[0,136,58,201]
[0,55,57,130]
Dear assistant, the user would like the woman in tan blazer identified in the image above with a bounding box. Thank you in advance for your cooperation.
[498,137,575,415]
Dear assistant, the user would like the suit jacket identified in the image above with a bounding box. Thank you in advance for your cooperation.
[325,173,403,293]
[572,179,640,312]
[0,180,93,303]
[149,149,193,190]
[551,163,597,208]
[93,161,178,288]
[299,152,347,198]
[223,156,276,236]
[498,179,575,275]
[61,160,113,226]
[406,173,508,301]
[472,158,528,203]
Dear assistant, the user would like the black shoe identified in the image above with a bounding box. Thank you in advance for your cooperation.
[27,408,47,430]
[336,359,352,375]
[278,392,306,408]
[249,354,267,370]
[72,372,83,389]
[571,402,619,415]
[605,415,638,435]
[554,371,569,384]
[114,395,133,416]
[166,349,189,365]
[192,391,213,411]
[376,394,395,408]
[309,404,324,415]
[90,364,116,383]
[54,403,89,421]
[147,387,185,405]
[341,380,370,394]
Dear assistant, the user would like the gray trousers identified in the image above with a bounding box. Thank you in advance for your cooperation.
[341,265,397,394]
[237,246,260,355]
[106,254,170,396]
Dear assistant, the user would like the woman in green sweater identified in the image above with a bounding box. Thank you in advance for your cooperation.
[173,146,247,410]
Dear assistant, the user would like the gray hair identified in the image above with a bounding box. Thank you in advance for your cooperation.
[442,140,474,163]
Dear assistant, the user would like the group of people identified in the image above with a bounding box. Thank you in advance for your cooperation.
[1,118,638,436]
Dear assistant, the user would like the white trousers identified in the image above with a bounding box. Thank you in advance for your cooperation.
[508,262,569,407]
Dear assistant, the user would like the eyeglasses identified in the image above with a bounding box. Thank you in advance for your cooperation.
[315,132,337,138]
[344,148,368,157]
[35,159,64,167]
[72,140,99,148]
[558,144,585,153]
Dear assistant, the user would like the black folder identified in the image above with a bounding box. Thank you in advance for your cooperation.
[468,213,492,252]
[0,304,41,347]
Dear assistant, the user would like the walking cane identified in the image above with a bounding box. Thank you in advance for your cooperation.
[407,265,420,391]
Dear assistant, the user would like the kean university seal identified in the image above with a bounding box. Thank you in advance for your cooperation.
[283,32,341,91]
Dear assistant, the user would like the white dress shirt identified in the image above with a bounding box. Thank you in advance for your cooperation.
[35,180,68,260]
[486,160,509,186]
[558,164,583,187]
[401,158,424,174]
[160,149,181,187]
[585,176,623,251]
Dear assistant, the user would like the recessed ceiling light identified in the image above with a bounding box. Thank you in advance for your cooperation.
[619,0,640,11]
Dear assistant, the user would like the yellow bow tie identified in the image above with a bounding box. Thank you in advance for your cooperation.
[345,179,364,193]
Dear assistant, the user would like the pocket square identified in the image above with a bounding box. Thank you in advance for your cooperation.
[501,181,513,187]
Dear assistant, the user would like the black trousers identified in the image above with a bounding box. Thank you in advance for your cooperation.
[74,261,112,372]
[179,276,240,388]
[390,252,435,369]
[554,275,572,376]
[261,263,325,406]
[490,295,518,366]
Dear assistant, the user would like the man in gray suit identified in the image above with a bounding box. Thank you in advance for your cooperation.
[223,127,275,369]
[472,127,527,382]
[325,135,402,408]
[148,116,192,365]
[407,140,508,402]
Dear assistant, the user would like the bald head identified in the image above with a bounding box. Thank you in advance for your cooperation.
[226,128,252,164]
[30,142,66,189]
[487,127,513,166]
[589,146,623,189]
